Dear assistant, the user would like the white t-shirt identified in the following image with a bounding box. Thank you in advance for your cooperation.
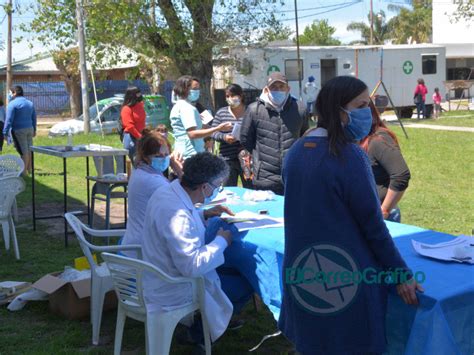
[304,82,318,102]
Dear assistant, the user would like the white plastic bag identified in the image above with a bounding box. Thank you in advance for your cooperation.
[7,289,48,311]
[242,190,275,202]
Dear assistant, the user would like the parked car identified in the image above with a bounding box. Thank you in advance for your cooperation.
[49,95,170,136]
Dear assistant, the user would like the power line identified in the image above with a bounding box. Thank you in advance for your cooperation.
[279,1,362,22]
[213,1,362,16]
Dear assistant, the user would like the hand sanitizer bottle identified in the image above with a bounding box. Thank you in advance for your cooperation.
[67,129,73,147]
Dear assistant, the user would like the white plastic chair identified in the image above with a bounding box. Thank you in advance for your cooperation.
[0,177,25,260]
[101,252,212,355]
[0,155,25,222]
[65,212,142,346]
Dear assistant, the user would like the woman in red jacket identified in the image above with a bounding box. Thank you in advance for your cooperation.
[414,78,428,119]
[121,86,146,164]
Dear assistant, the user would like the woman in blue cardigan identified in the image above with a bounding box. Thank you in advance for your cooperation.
[279,76,423,355]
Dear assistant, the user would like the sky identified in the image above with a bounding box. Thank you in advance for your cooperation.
[0,0,412,66]
[276,0,412,43]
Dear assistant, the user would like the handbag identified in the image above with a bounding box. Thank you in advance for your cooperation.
[238,149,254,181]
[413,93,422,105]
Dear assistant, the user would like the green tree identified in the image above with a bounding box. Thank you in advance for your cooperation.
[297,20,341,46]
[260,21,294,44]
[52,48,82,118]
[25,0,286,109]
[347,10,391,45]
[450,1,473,22]
[387,0,432,44]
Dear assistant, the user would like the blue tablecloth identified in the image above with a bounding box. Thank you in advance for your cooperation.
[206,187,474,355]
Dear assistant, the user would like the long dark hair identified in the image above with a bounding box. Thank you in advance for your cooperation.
[122,86,142,107]
[315,76,368,156]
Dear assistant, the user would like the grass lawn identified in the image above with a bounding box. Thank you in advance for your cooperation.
[1,127,473,354]
[400,110,474,128]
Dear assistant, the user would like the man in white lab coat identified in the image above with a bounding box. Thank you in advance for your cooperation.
[142,152,240,348]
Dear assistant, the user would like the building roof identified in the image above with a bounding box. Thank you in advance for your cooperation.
[0,48,140,75]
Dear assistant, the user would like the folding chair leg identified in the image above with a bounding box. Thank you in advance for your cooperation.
[91,281,106,345]
[9,217,20,260]
[2,220,10,250]
[114,306,126,355]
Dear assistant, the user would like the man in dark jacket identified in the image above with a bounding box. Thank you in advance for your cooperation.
[240,72,308,195]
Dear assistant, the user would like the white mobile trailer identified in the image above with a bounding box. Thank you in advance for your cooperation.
[227,44,446,117]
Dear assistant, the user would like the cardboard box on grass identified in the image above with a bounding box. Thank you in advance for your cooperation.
[33,272,117,320]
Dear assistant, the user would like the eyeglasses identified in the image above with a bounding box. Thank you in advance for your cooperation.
[208,181,224,193]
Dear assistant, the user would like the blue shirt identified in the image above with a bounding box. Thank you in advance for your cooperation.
[170,99,204,159]
[3,96,37,134]
[278,128,410,354]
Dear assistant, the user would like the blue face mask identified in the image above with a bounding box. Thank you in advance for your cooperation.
[7,93,13,101]
[269,90,288,106]
[188,89,200,102]
[341,106,373,141]
[151,156,170,172]
[202,183,219,205]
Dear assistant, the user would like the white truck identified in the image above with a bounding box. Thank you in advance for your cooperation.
[221,44,446,118]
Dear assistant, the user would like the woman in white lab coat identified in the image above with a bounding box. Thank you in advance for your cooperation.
[142,152,238,346]
[121,129,183,258]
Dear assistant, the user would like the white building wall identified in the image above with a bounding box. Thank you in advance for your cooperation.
[432,0,473,44]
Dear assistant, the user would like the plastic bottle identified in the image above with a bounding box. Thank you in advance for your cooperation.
[67,129,73,147]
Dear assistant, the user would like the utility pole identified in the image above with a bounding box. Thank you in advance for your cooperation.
[75,0,90,133]
[294,0,302,99]
[369,0,374,45]
[6,0,12,104]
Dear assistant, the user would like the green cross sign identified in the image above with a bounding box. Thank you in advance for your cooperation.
[403,60,413,75]
[267,65,280,75]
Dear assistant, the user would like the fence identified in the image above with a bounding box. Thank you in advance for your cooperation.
[0,79,151,116]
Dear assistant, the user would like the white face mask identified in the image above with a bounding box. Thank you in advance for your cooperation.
[226,96,241,108]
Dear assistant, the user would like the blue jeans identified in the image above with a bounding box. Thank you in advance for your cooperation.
[204,218,254,314]
[416,101,426,119]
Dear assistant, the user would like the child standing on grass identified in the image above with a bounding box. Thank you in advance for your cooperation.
[433,87,442,119]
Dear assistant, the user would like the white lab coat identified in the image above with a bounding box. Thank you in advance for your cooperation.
[142,179,233,341]
[121,165,169,258]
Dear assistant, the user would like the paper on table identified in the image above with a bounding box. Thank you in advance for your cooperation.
[412,235,474,264]
[200,110,214,125]
[221,210,284,232]
[231,122,242,141]
[86,144,114,151]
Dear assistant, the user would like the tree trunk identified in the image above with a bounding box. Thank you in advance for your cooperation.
[64,77,82,118]
[190,55,214,111]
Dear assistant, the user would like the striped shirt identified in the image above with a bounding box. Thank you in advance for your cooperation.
[211,106,246,160]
